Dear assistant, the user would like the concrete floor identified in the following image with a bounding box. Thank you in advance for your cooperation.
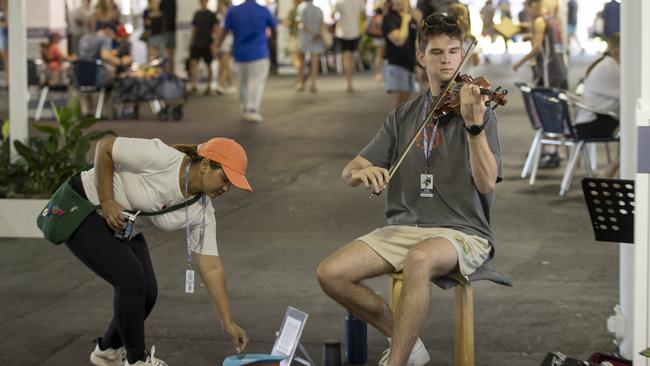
[0,55,621,366]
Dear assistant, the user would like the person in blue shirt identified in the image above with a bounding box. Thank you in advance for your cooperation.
[217,0,277,123]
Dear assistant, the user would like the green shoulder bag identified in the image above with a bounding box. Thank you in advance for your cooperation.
[37,174,203,245]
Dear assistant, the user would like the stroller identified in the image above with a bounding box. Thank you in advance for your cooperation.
[113,60,187,121]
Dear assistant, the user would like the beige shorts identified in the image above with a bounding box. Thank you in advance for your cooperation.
[357,225,492,278]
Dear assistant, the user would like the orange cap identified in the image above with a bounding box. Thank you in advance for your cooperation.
[198,138,252,192]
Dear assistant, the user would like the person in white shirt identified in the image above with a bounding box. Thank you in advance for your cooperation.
[574,34,620,177]
[333,0,365,92]
[296,0,325,92]
[574,33,620,139]
[68,136,251,366]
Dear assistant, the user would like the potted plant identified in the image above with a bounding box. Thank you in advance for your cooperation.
[0,99,115,238]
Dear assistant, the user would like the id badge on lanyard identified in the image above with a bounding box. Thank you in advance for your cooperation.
[184,162,207,294]
[420,171,434,197]
[421,92,438,198]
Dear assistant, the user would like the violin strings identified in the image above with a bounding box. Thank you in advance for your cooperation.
[450,85,497,96]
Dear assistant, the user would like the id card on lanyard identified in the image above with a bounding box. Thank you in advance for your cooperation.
[421,91,438,198]
[184,162,207,294]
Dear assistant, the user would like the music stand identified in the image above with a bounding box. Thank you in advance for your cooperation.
[271,307,315,366]
[581,178,635,244]
[223,307,315,366]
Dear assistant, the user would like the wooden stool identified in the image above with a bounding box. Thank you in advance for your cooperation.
[388,264,512,366]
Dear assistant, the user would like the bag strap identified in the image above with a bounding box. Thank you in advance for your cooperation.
[67,170,204,217]
[135,193,204,217]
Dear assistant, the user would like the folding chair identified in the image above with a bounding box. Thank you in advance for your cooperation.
[72,59,107,119]
[30,59,70,121]
[528,88,619,196]
[557,93,619,195]
[515,81,543,179]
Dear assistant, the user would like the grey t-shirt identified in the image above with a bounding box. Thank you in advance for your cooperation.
[77,33,112,61]
[359,92,503,248]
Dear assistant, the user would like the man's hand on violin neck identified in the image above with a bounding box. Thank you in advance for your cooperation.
[459,84,487,126]
[351,166,390,194]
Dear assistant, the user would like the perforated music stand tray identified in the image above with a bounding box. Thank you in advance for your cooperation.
[581,178,635,244]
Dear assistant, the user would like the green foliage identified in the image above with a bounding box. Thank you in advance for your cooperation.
[1,99,115,198]
[0,120,24,198]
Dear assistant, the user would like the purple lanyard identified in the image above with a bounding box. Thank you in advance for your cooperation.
[422,91,439,164]
[184,162,206,267]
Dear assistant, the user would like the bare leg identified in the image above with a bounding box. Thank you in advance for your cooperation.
[343,51,354,92]
[388,237,458,366]
[224,53,233,88]
[189,59,198,93]
[375,45,385,81]
[316,240,395,336]
[309,53,319,92]
[205,60,213,95]
[296,52,305,90]
[218,53,227,90]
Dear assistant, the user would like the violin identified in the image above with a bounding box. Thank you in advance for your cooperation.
[370,41,508,198]
[429,74,508,119]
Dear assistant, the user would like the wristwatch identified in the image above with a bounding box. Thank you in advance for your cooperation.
[464,124,485,136]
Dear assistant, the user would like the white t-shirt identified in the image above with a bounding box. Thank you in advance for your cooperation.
[575,56,620,124]
[334,0,364,40]
[81,137,219,256]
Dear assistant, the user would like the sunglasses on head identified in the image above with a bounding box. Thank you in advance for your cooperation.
[421,15,458,29]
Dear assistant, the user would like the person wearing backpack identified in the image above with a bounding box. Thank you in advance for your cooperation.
[62,136,251,365]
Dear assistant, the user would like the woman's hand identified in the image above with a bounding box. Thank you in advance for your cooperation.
[224,321,249,354]
[101,198,125,232]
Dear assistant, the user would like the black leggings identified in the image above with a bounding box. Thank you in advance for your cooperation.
[66,176,157,363]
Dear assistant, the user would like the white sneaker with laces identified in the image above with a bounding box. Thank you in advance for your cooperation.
[90,343,126,366]
[378,338,430,366]
[125,345,168,366]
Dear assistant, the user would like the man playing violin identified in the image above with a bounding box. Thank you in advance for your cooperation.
[316,14,503,366]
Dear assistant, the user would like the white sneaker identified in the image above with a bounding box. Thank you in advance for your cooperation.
[125,346,168,366]
[90,343,126,366]
[247,112,264,123]
[242,112,254,121]
[378,338,430,366]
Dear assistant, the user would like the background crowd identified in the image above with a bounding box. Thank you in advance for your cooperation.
[0,0,621,138]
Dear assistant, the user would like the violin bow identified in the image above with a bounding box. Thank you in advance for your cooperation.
[370,40,478,198]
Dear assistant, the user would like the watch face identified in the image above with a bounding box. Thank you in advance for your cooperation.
[466,124,484,135]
